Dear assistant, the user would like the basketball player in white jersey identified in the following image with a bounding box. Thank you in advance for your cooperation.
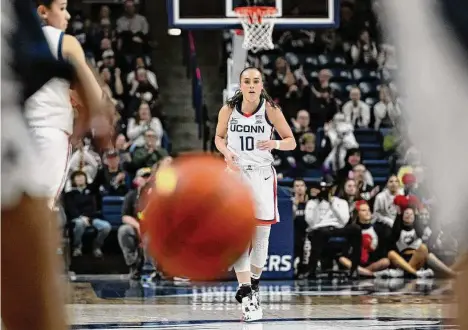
[26,0,114,209]
[215,67,296,321]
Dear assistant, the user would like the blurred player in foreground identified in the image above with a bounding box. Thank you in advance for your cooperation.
[1,1,114,329]
[26,0,115,210]
[380,0,468,328]
[215,67,296,321]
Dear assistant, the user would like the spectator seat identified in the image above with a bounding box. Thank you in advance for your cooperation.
[259,54,277,70]
[330,82,354,96]
[353,68,379,82]
[102,196,125,228]
[379,128,393,136]
[358,81,379,98]
[284,52,301,70]
[365,97,378,107]
[305,70,319,83]
[359,143,382,160]
[354,128,382,144]
[303,55,319,69]
[318,54,346,67]
[329,68,353,82]
[303,168,323,179]
[373,176,388,187]
[277,186,292,198]
[279,177,321,186]
[363,159,390,177]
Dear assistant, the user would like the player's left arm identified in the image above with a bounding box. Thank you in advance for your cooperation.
[257,104,297,151]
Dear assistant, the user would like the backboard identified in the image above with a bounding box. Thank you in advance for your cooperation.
[167,0,340,29]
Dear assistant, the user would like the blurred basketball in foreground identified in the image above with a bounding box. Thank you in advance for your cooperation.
[143,154,256,280]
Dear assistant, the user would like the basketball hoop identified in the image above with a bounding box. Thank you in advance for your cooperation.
[234,6,277,53]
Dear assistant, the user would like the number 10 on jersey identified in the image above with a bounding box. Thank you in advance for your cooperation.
[240,136,254,151]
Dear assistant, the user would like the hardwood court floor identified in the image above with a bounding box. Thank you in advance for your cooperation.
[69,276,458,329]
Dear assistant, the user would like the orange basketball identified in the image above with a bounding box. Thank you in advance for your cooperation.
[143,154,256,280]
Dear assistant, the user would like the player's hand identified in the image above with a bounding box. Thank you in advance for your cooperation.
[257,140,275,151]
[224,150,239,171]
[70,89,117,151]
[90,115,115,150]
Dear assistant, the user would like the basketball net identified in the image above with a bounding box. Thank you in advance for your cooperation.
[234,6,277,53]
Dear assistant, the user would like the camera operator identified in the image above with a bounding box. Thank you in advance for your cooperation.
[304,182,362,278]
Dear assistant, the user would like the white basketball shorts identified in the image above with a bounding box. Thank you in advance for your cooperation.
[30,127,71,205]
[239,165,279,224]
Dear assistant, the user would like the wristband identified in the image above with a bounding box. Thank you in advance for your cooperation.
[275,140,281,150]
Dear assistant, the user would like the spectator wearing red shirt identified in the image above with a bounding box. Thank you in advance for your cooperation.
[339,200,390,277]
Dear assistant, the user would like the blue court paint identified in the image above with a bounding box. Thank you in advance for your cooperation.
[167,0,340,29]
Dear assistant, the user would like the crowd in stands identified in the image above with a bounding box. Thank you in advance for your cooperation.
[221,0,462,279]
[61,0,171,263]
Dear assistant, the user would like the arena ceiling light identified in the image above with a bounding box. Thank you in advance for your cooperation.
[168,28,182,36]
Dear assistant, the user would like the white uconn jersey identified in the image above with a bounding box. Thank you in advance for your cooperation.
[226,98,274,167]
[25,26,73,134]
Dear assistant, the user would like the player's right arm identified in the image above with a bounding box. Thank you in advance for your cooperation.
[215,105,238,170]
[62,35,115,126]
[62,35,104,106]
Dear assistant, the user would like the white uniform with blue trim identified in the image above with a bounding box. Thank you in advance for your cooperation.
[226,98,279,223]
[1,0,46,208]
[24,25,72,205]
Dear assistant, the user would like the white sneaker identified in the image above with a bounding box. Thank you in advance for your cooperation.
[388,269,404,278]
[242,294,262,322]
[416,268,435,278]
[252,283,260,306]
[374,269,390,278]
[425,269,435,278]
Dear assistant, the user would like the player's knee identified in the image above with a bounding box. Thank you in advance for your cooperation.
[387,250,398,259]
[418,243,429,255]
[73,217,87,229]
[381,258,391,268]
[250,226,271,268]
[118,224,134,240]
[97,220,111,234]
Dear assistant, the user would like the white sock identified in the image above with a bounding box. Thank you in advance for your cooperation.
[251,273,260,280]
